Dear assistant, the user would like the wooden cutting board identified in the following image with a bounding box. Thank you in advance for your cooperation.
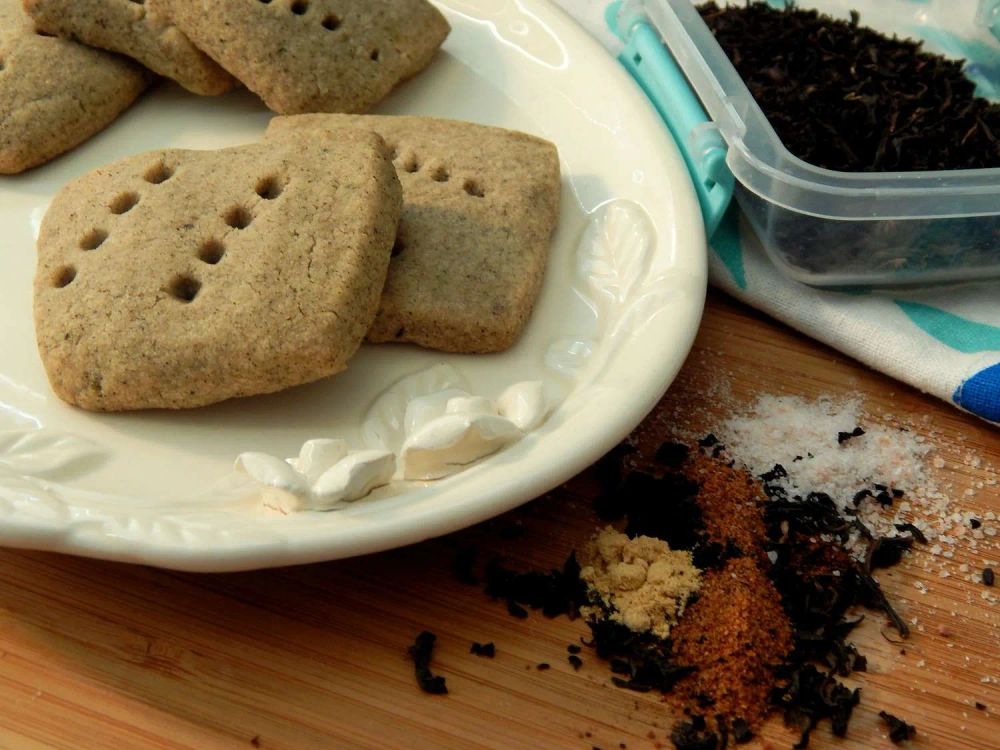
[0,291,997,750]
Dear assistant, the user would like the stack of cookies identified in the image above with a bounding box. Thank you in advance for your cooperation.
[14,1,563,411]
[33,119,561,411]
[1,0,451,172]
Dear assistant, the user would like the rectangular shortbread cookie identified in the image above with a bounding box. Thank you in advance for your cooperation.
[23,0,235,96]
[268,114,561,353]
[162,0,450,113]
[34,130,402,410]
[0,0,151,174]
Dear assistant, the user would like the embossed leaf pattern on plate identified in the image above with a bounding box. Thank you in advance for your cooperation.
[547,200,666,380]
[361,363,468,453]
[0,429,101,476]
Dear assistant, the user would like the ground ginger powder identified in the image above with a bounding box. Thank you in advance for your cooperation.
[579,526,701,638]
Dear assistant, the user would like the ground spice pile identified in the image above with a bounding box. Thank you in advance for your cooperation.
[697,2,1000,171]
[668,458,793,735]
[579,527,702,639]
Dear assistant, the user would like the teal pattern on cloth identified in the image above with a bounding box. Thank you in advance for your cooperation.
[703,211,1000,427]
[895,301,1000,354]
[710,204,747,290]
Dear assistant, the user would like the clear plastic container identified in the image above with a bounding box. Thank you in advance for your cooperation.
[613,0,1000,286]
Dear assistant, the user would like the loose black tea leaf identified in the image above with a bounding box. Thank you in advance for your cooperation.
[984,567,996,587]
[408,631,448,695]
[879,711,917,744]
[507,599,528,619]
[730,718,754,744]
[470,641,495,658]
[655,441,691,468]
[893,523,927,544]
[837,428,865,444]
[670,717,719,750]
[697,2,1000,172]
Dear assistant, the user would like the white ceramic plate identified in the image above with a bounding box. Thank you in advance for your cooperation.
[0,0,705,571]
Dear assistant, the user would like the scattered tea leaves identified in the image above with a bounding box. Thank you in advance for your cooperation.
[879,711,917,744]
[470,641,495,658]
[838,427,865,444]
[408,631,448,695]
[670,716,718,750]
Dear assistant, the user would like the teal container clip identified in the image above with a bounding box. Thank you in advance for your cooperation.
[606,1,733,236]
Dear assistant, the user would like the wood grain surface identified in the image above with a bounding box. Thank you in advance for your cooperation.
[0,291,997,750]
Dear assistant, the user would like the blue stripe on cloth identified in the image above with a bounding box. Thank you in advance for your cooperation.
[954,363,1000,422]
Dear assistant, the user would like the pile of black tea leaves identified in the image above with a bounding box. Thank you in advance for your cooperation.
[696,1,1000,172]
[695,2,1000,284]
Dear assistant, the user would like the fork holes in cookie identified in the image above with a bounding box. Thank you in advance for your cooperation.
[224,205,252,229]
[143,161,173,184]
[463,180,486,198]
[430,167,450,183]
[109,191,139,214]
[290,0,308,15]
[79,229,108,251]
[370,49,380,62]
[402,155,420,173]
[255,176,283,200]
[52,266,76,288]
[168,275,201,302]
[198,238,226,265]
[321,14,340,30]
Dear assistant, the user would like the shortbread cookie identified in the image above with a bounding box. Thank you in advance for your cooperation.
[268,115,561,353]
[23,0,234,96]
[34,130,402,411]
[161,0,450,114]
[0,0,150,174]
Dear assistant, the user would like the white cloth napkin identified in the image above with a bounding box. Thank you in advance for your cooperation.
[553,0,1000,424]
